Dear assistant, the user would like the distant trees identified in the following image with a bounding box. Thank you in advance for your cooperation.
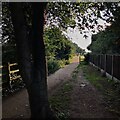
[72,43,82,54]
[44,27,74,60]
[44,27,81,74]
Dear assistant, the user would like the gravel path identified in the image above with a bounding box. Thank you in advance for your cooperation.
[69,69,119,119]
[2,56,119,119]
[2,56,79,119]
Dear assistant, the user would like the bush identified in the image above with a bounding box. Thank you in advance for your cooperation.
[59,59,70,66]
[47,58,61,75]
[65,60,70,65]
[47,58,71,75]
[58,60,65,67]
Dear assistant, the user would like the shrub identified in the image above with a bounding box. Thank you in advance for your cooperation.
[47,58,61,75]
[65,60,70,65]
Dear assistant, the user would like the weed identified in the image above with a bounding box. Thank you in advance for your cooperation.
[72,64,81,80]
[81,64,120,116]
[49,81,73,120]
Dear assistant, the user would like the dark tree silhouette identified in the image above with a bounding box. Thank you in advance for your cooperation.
[9,2,55,119]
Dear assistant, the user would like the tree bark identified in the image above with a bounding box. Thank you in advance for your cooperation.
[10,2,55,120]
[28,3,52,119]
[9,2,32,88]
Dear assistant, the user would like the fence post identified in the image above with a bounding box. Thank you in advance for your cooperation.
[3,63,11,90]
[8,62,12,89]
[104,54,107,76]
[100,54,101,69]
[112,55,114,80]
[97,55,100,71]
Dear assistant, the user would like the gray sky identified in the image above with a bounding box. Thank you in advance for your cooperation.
[65,18,111,52]
[67,27,92,52]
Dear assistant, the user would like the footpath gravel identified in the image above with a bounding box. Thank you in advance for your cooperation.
[69,69,119,119]
[2,56,79,119]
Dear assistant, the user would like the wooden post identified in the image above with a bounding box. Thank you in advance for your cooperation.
[104,55,105,71]
[103,54,106,77]
[104,54,107,73]
[112,55,114,80]
[100,54,101,69]
[8,62,12,89]
[97,54,99,70]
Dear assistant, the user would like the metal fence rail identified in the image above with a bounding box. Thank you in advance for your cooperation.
[89,54,120,81]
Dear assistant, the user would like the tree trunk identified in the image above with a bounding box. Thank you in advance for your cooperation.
[9,3,32,88]
[10,2,54,120]
[28,3,52,119]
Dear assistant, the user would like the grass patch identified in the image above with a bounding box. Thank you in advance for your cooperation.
[82,66,103,90]
[81,64,120,116]
[72,64,81,80]
[49,63,81,120]
[49,81,73,120]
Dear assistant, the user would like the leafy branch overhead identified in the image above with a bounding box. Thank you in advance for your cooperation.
[2,2,120,44]
[47,2,120,32]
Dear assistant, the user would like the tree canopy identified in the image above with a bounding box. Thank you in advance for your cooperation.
[2,2,120,43]
[2,2,120,54]
[44,27,76,60]
[88,26,120,54]
[88,3,120,54]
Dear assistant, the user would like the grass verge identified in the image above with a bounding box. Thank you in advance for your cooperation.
[81,62,120,116]
[72,64,81,80]
[49,64,80,120]
[49,81,73,120]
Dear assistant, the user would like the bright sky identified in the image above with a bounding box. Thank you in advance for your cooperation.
[65,18,111,52]
[66,27,92,52]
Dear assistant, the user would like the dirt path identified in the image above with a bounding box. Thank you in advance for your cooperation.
[47,56,79,95]
[2,56,79,119]
[70,69,119,119]
[2,56,119,119]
